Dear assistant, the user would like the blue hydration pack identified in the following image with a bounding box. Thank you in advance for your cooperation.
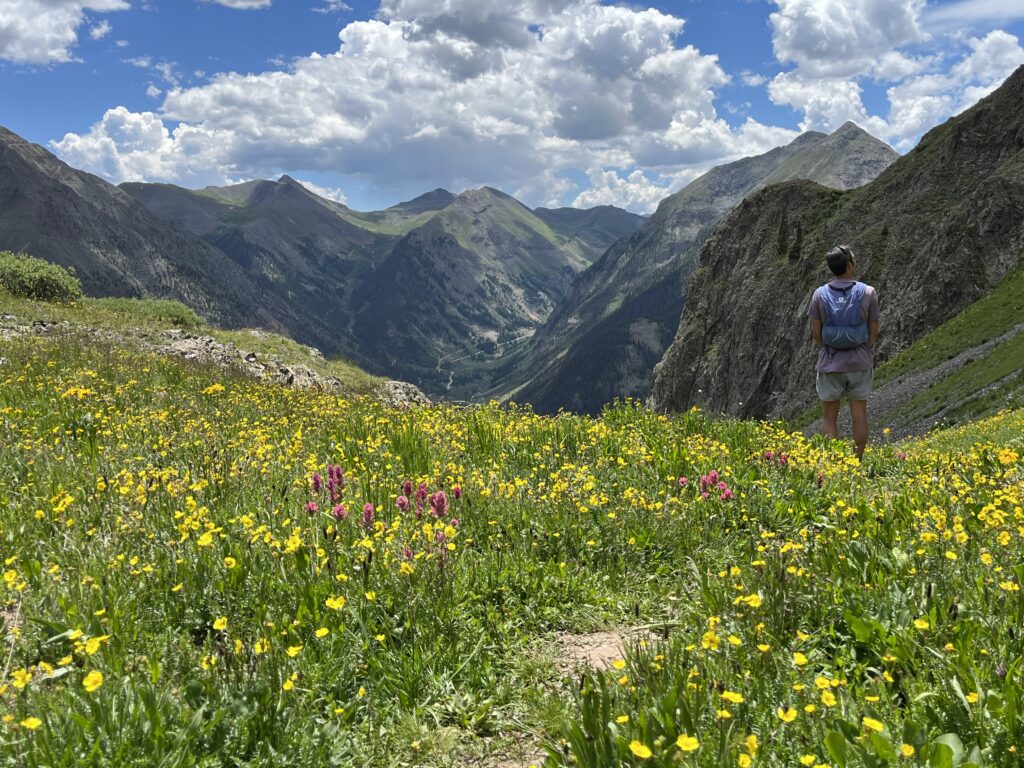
[819,281,868,349]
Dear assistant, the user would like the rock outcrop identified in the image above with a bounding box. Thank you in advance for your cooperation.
[0,316,429,407]
[649,65,1024,419]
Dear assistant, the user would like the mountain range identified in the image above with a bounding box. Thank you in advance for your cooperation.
[4,64,1024,428]
[0,126,297,333]
[501,122,898,414]
[649,64,1024,422]
[120,177,644,391]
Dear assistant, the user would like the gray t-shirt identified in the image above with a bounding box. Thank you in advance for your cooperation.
[807,279,880,373]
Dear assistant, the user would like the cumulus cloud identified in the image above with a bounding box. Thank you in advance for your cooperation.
[52,0,791,212]
[0,0,128,64]
[769,0,926,78]
[89,19,112,40]
[572,169,676,212]
[769,29,1024,150]
[296,179,348,203]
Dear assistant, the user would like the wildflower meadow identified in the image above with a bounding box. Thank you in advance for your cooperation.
[1,333,1022,767]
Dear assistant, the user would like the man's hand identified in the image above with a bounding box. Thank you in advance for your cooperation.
[810,318,823,348]
[868,319,879,349]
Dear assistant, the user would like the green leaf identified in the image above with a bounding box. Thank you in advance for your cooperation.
[933,734,965,765]
[825,729,849,768]
[929,743,954,768]
[870,733,897,760]
[846,611,874,643]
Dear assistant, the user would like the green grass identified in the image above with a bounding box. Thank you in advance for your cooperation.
[0,327,1022,766]
[890,331,1024,428]
[0,289,383,396]
[876,257,1024,385]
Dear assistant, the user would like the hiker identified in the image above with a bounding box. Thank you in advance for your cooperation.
[808,245,880,460]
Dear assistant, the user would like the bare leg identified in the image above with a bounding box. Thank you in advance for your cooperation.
[821,400,841,440]
[849,399,868,460]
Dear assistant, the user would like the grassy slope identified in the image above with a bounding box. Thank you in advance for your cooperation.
[1,323,1022,766]
[876,257,1024,386]
[0,290,383,395]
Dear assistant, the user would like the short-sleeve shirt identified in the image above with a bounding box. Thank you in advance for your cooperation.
[807,279,880,373]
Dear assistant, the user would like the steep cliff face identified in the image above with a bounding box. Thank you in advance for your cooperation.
[649,65,1024,419]
[511,123,897,414]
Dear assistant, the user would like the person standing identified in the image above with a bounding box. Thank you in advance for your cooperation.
[808,245,880,460]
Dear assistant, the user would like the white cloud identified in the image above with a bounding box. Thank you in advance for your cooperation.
[52,0,790,212]
[769,29,1024,150]
[296,179,348,203]
[126,55,181,86]
[146,84,162,98]
[202,0,272,8]
[312,0,351,13]
[768,72,890,135]
[926,0,1024,29]
[769,0,926,77]
[0,0,128,64]
[89,20,112,40]
[740,70,767,87]
[572,169,674,212]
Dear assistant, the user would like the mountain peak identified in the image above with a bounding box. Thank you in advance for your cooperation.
[388,187,456,214]
[790,129,828,147]
[833,121,870,138]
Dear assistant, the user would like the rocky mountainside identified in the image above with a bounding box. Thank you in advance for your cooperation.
[0,127,295,332]
[649,65,1024,420]
[508,123,898,414]
[120,176,644,395]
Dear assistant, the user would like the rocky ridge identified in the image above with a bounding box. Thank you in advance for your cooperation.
[0,315,430,408]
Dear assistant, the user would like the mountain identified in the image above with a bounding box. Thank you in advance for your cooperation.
[121,176,643,394]
[0,127,296,331]
[350,187,645,393]
[649,65,1024,423]
[505,123,898,414]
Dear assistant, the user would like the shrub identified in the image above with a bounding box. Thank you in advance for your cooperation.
[0,251,83,303]
[84,297,203,328]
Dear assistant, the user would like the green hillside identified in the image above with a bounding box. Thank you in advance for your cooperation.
[0,288,383,396]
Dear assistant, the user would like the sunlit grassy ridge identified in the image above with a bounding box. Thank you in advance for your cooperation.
[0,332,1021,767]
[0,290,383,396]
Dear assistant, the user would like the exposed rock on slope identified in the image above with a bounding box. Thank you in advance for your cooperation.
[649,66,1024,419]
[510,123,897,414]
[0,127,293,332]
[0,314,429,407]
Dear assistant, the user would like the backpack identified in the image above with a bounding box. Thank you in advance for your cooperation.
[819,282,868,349]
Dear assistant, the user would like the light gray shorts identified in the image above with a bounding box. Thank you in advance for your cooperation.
[816,369,873,402]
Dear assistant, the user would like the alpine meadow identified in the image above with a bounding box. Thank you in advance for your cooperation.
[2,1,1024,767]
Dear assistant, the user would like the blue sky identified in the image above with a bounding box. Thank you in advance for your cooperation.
[2,1,1024,212]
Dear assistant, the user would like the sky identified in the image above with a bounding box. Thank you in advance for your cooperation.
[2,1,1024,213]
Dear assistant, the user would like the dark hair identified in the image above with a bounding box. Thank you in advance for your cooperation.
[826,245,855,276]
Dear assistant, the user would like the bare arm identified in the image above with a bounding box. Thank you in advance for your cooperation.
[811,318,823,347]
[868,319,879,348]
